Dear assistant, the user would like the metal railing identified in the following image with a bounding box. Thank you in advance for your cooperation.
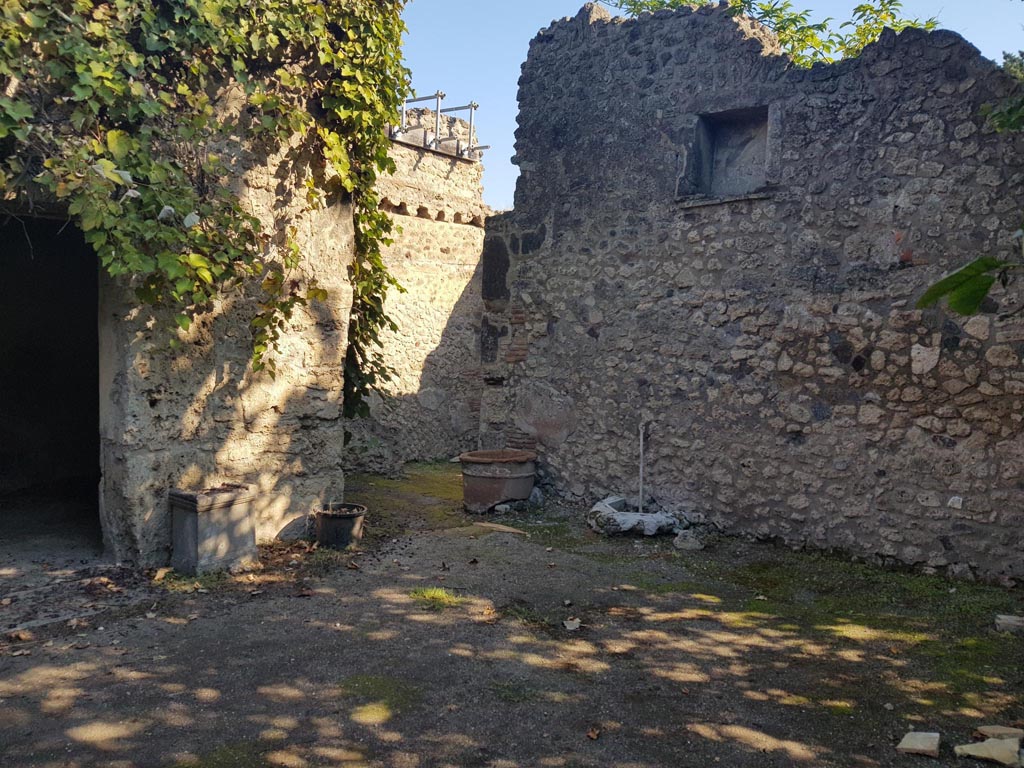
[389,90,490,161]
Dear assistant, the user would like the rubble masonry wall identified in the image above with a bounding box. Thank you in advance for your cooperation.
[480,4,1024,582]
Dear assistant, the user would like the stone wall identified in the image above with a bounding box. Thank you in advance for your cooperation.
[344,112,487,472]
[480,4,1024,583]
[98,90,354,566]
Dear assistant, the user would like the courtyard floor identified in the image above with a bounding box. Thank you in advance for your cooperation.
[1,464,1022,768]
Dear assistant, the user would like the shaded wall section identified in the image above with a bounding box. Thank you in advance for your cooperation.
[97,88,355,565]
[481,4,1024,583]
[0,218,98,494]
[345,124,487,472]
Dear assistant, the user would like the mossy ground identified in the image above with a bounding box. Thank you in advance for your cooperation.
[160,569,232,594]
[338,674,422,707]
[322,464,1024,722]
[169,743,273,768]
[345,462,471,545]
[347,462,1022,718]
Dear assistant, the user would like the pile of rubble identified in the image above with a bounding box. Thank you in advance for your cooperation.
[586,496,714,551]
[897,719,1022,764]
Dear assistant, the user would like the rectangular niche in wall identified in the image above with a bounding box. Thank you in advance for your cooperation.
[679,105,772,199]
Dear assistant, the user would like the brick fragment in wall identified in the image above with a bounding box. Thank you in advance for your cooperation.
[478,4,1024,582]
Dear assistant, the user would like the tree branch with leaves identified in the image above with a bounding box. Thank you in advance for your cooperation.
[602,0,935,66]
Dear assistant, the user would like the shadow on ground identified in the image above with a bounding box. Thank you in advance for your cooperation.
[1,463,1021,768]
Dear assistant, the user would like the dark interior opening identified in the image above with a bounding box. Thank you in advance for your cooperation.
[0,216,102,558]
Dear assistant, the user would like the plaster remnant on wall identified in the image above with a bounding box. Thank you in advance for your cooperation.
[99,89,355,565]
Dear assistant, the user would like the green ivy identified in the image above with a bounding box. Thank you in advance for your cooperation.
[1,0,409,407]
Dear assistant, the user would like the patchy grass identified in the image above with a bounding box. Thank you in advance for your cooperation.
[500,599,551,629]
[721,553,1019,630]
[668,546,1024,712]
[409,587,463,611]
[169,742,272,767]
[349,462,464,504]
[510,520,584,550]
[304,547,348,577]
[627,574,704,595]
[345,463,472,544]
[507,501,1024,720]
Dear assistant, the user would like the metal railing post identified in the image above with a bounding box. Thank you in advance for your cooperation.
[392,92,488,161]
[396,91,445,142]
[433,92,443,149]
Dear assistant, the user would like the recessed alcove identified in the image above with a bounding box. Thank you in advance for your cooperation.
[677,105,774,201]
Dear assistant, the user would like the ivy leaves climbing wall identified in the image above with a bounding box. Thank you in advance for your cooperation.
[0,0,409,409]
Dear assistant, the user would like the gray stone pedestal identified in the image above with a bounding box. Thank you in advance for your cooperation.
[170,485,258,575]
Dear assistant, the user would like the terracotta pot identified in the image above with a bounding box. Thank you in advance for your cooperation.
[458,449,537,513]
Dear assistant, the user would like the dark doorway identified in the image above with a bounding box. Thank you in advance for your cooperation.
[0,216,102,562]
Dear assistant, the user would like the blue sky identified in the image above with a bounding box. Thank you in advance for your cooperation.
[402,1,1024,210]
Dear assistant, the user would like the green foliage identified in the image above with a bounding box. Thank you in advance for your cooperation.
[1003,50,1024,82]
[915,257,1018,315]
[1,0,409,399]
[916,249,1024,317]
[919,44,1024,319]
[603,0,935,66]
[988,51,1024,133]
[408,587,464,611]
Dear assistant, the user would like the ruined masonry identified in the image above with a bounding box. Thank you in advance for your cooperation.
[96,107,488,564]
[345,109,488,473]
[97,92,356,566]
[6,5,1022,581]
[3,99,487,567]
[479,4,1024,582]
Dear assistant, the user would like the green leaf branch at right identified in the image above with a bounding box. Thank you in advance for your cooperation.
[916,257,1020,316]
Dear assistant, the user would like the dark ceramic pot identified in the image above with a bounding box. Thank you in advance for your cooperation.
[315,503,367,549]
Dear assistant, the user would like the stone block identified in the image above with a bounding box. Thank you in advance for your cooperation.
[588,497,679,536]
[896,732,941,758]
[953,738,1021,766]
[995,615,1024,635]
[170,485,259,575]
[976,727,1024,740]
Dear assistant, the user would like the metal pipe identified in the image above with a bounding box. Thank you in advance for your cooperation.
[440,102,479,114]
[433,92,443,149]
[404,91,446,104]
[639,422,645,515]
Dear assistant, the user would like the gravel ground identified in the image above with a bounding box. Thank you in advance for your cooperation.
[1,464,1021,768]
